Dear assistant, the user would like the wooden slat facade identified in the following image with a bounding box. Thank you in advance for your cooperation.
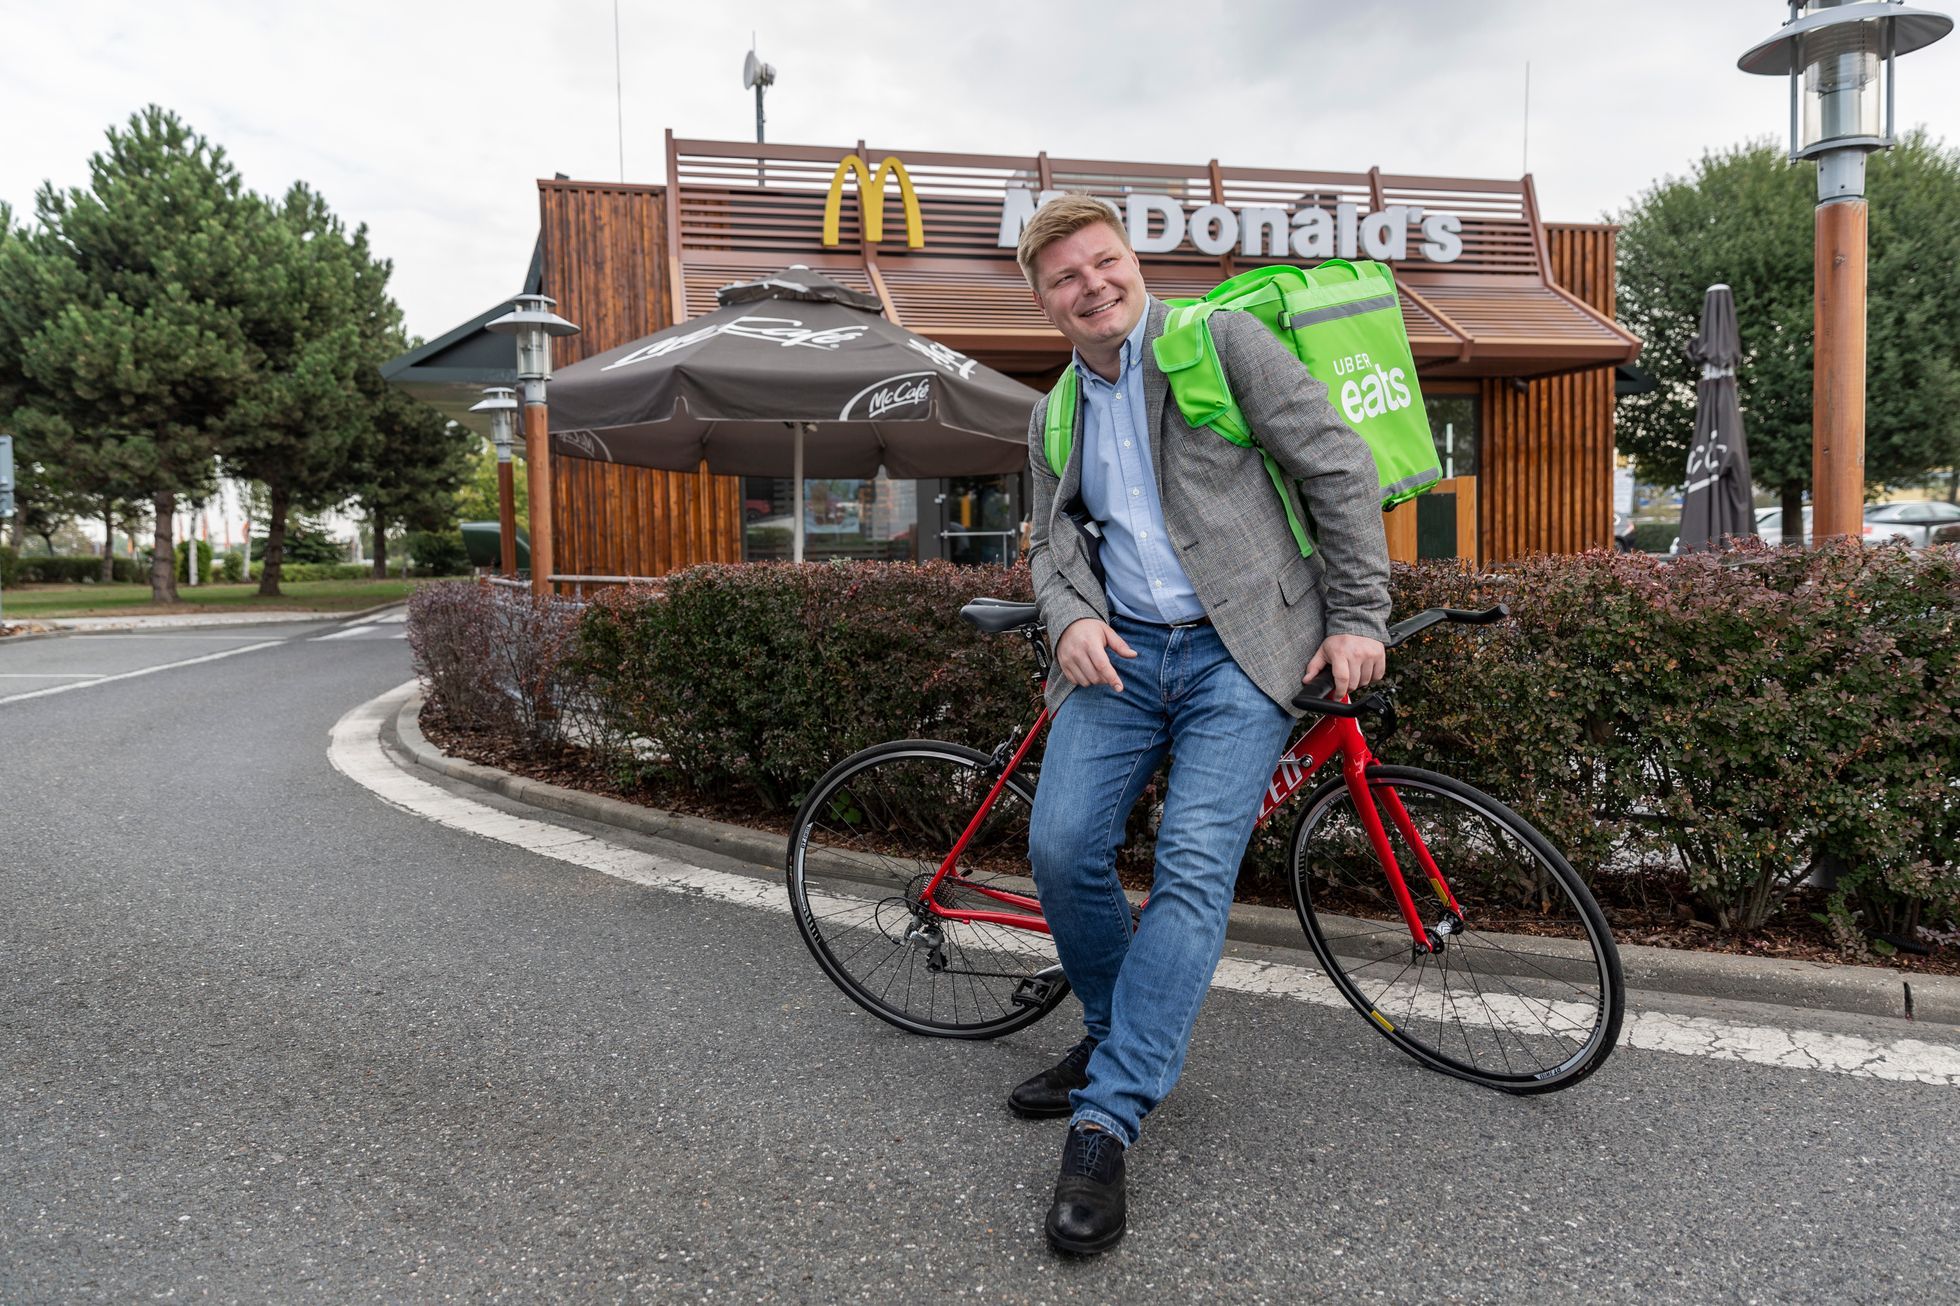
[539,182,744,576]
[534,169,1631,577]
[1475,223,1619,560]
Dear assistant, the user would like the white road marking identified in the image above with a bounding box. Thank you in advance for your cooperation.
[0,640,284,705]
[332,682,1960,1089]
[311,624,374,641]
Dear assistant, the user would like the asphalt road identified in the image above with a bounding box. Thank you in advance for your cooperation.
[3,615,1957,1303]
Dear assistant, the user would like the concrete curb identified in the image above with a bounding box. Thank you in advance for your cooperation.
[5,599,406,640]
[44,599,406,633]
[388,693,1960,1028]
[0,626,67,644]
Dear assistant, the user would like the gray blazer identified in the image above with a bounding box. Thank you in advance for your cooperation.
[1026,298,1392,718]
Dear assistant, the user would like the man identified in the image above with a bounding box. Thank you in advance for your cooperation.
[1015,194,1391,1254]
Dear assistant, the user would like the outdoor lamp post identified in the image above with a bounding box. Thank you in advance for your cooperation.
[470,386,521,578]
[1740,1,1952,542]
[487,295,579,597]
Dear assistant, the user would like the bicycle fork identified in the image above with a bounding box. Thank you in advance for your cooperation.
[1334,719,1465,956]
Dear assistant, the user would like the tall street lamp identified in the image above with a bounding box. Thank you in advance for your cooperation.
[1740,1,1952,542]
[470,386,521,578]
[487,295,580,596]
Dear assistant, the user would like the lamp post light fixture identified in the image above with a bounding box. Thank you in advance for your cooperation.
[470,386,522,578]
[1740,1,1952,542]
[487,295,580,596]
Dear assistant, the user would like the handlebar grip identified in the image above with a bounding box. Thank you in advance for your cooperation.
[1292,672,1369,717]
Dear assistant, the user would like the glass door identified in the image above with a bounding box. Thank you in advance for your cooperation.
[934,474,1024,565]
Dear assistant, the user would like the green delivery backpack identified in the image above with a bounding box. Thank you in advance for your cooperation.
[1043,260,1443,558]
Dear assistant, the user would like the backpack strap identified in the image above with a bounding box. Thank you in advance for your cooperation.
[1043,365,1078,479]
[1152,307,1315,559]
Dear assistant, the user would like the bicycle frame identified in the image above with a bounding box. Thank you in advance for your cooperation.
[916,699,1463,954]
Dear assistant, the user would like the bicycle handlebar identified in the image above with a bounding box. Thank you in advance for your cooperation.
[1383,602,1509,651]
[1293,603,1509,716]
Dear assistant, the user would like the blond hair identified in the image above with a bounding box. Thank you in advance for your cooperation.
[1016,193,1129,286]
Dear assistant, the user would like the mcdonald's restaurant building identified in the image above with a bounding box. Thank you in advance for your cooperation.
[389,134,1642,581]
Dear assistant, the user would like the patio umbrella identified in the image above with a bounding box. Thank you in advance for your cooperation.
[1677,284,1756,552]
[546,267,1037,561]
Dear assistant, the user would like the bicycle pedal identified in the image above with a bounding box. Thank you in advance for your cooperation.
[1011,965,1066,1009]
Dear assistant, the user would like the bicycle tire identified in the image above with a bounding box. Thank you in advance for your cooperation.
[1288,766,1624,1094]
[787,739,1069,1039]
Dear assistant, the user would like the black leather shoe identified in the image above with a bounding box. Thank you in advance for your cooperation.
[1008,1035,1098,1119]
[1046,1124,1127,1254]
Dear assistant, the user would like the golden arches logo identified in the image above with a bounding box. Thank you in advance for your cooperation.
[821,154,924,249]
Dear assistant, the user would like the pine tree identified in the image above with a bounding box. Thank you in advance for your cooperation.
[351,379,474,580]
[221,183,398,596]
[0,108,269,602]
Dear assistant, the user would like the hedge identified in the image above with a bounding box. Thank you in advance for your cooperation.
[408,581,585,750]
[573,562,1038,808]
[1,552,145,584]
[174,539,215,583]
[275,562,374,583]
[1383,542,1958,938]
[406,546,1959,951]
[1629,522,1678,554]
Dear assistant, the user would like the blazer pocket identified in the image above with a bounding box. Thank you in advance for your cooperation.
[1279,555,1320,607]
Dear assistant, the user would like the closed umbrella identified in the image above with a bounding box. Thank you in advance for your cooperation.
[1677,284,1756,552]
[547,267,1037,561]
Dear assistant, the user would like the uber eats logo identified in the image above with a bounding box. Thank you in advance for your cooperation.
[1333,352,1413,427]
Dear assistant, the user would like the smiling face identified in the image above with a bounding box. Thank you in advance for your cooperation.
[1028,220,1147,365]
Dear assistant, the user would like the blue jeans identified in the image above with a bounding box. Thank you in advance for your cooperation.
[1028,615,1295,1146]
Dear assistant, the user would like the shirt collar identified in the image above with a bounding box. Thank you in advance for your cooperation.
[1072,306,1150,385]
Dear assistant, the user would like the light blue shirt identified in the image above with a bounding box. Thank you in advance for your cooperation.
[1075,310,1203,625]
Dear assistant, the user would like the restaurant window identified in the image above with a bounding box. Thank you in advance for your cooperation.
[1424,394,1478,478]
[742,472,919,562]
[937,474,1022,566]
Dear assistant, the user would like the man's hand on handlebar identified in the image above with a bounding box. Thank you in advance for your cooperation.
[1303,633,1387,702]
[1056,618,1138,692]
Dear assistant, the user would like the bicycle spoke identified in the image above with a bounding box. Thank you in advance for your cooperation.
[789,745,1064,1038]
[1291,767,1622,1092]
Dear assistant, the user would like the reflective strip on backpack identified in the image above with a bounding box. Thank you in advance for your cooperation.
[1383,466,1445,502]
[1286,294,1400,330]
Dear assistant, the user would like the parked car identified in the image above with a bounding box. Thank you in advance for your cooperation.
[1755,506,1812,547]
[1864,500,1960,547]
[1754,505,1902,547]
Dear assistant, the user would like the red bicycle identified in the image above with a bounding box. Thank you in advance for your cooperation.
[787,599,1625,1094]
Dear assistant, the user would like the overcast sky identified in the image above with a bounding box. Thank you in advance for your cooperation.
[6,1,1957,343]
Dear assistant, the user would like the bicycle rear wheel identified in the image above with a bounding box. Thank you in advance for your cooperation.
[787,740,1067,1039]
[1289,766,1623,1093]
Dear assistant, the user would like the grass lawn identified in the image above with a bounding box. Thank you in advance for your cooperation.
[0,578,435,620]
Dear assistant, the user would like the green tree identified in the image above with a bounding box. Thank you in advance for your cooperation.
[1616,134,1960,538]
[221,183,393,596]
[453,435,529,532]
[0,108,270,601]
[351,380,473,579]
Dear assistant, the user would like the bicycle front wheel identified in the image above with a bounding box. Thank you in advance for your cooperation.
[1289,766,1623,1093]
[787,740,1067,1039]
